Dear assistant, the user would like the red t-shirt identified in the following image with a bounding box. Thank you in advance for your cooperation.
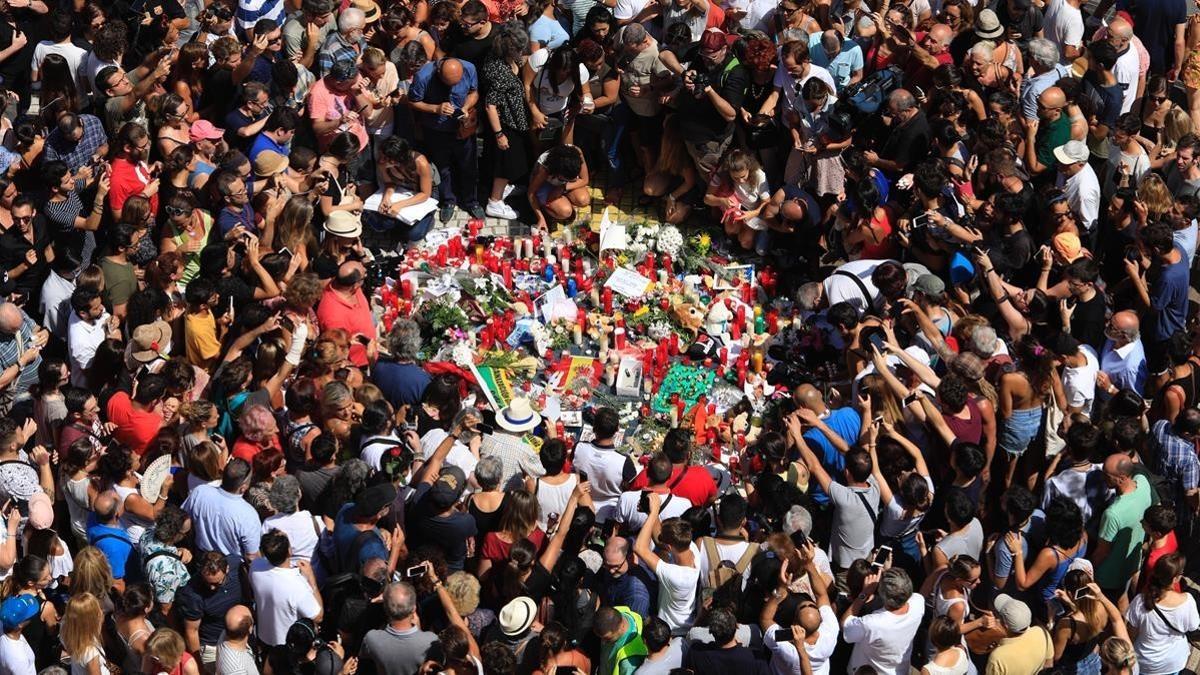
[316,286,377,367]
[630,465,717,506]
[232,436,282,464]
[108,157,160,216]
[105,391,164,455]
[481,528,547,563]
[1139,531,1180,593]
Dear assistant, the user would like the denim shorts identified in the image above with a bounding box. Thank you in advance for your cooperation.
[1000,406,1043,456]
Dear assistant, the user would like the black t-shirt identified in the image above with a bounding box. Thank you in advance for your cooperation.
[1081,71,1123,129]
[880,111,931,174]
[1064,291,1107,352]
[406,482,479,571]
[175,555,245,645]
[215,275,256,318]
[0,20,36,86]
[442,24,497,71]
[0,214,52,299]
[678,54,748,143]
[201,68,236,118]
[684,643,770,675]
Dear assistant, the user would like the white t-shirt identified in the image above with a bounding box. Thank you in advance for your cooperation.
[39,272,74,339]
[1125,595,1200,675]
[420,428,479,480]
[69,646,110,675]
[615,490,693,531]
[843,594,926,675]
[763,606,840,675]
[774,62,837,115]
[1057,164,1101,232]
[1043,0,1083,59]
[32,40,87,84]
[1113,45,1140,114]
[262,511,324,564]
[653,558,700,632]
[824,259,894,316]
[360,433,405,473]
[1062,345,1100,417]
[528,49,590,116]
[572,442,634,521]
[0,632,35,675]
[696,538,755,589]
[248,559,322,647]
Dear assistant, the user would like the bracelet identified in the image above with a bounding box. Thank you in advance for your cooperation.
[495,130,505,137]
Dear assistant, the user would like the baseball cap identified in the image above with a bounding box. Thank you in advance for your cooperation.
[699,27,730,53]
[912,274,946,297]
[993,593,1032,633]
[26,492,53,530]
[1053,140,1090,166]
[189,119,226,142]
[0,596,38,631]
[427,466,467,510]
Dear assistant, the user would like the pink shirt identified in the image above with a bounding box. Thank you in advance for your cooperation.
[316,286,375,367]
[307,79,369,152]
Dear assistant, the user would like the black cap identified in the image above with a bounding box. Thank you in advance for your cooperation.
[351,483,397,519]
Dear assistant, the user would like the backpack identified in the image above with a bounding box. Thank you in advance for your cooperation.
[701,537,758,589]
[215,391,251,441]
[845,65,904,114]
[91,533,180,584]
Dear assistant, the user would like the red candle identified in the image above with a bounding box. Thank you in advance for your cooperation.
[642,350,654,376]
[436,245,448,266]
[767,310,779,334]
[741,282,753,304]
[674,396,686,421]
[480,322,494,350]
[400,279,413,299]
[661,254,672,273]
[468,217,483,239]
[669,333,679,355]
[730,321,741,340]
[614,327,627,350]
[719,347,728,364]
[501,261,513,288]
[645,252,656,274]
[602,287,613,314]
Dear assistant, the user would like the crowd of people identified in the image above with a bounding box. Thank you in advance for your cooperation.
[0,0,1196,673]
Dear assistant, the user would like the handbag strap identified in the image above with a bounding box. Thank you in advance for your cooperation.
[1152,602,1186,635]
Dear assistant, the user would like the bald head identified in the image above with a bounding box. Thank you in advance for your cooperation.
[335,261,366,289]
[1108,18,1133,40]
[794,384,827,414]
[438,58,464,85]
[1040,86,1066,110]
[0,304,22,335]
[1103,453,1133,478]
[604,536,630,565]
[797,604,822,634]
[93,490,119,523]
[1110,310,1140,344]
[225,605,253,639]
[927,23,953,49]
[820,30,840,53]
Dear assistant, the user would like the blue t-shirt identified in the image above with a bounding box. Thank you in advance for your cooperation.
[1119,0,1187,72]
[217,204,256,237]
[333,504,389,569]
[372,360,432,408]
[807,33,863,91]
[529,16,569,50]
[87,524,134,579]
[802,407,863,505]
[409,60,478,132]
[1152,246,1190,342]
[248,133,290,163]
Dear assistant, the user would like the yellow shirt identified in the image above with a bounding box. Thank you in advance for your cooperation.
[985,627,1054,675]
[185,310,220,370]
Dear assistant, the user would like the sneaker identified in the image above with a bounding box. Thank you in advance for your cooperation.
[466,204,485,219]
[486,200,519,220]
[438,204,456,223]
[502,184,516,199]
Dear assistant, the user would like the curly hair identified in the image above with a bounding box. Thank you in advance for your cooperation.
[742,37,776,72]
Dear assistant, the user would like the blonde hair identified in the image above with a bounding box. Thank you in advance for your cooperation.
[61,593,104,659]
[177,400,215,428]
[1137,173,1175,219]
[1165,106,1193,148]
[1100,637,1136,670]
[445,572,481,615]
[859,374,903,425]
[70,547,114,601]
[145,628,187,670]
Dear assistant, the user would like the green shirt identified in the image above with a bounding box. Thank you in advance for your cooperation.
[100,257,136,308]
[1095,474,1152,588]
[1035,115,1072,171]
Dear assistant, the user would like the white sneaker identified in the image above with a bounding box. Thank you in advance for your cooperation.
[486,200,518,220]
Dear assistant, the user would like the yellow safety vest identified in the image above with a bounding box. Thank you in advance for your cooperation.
[609,607,649,675]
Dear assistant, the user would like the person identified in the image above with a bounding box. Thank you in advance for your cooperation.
[216,605,259,675]
[594,605,648,675]
[183,459,262,560]
[985,594,1055,674]
[760,539,838,675]
[843,568,925,675]
[1123,553,1198,675]
[359,581,438,675]
[248,530,323,651]
[572,406,637,522]
[0,595,38,675]
[175,551,246,671]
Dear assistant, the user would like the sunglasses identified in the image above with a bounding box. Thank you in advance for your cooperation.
[165,206,189,217]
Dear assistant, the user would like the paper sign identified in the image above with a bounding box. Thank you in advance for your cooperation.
[599,207,627,251]
[604,268,653,298]
[363,190,439,225]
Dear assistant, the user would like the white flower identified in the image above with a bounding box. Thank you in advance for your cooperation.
[451,341,475,367]
[647,320,672,341]
[657,225,684,257]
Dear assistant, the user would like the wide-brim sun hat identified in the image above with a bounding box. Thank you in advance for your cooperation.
[496,398,542,433]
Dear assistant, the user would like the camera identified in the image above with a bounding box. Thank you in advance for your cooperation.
[684,69,710,97]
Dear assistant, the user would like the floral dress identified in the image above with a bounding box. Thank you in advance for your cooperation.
[139,527,191,604]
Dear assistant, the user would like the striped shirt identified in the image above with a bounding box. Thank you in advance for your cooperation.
[235,0,285,37]
[0,310,41,403]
